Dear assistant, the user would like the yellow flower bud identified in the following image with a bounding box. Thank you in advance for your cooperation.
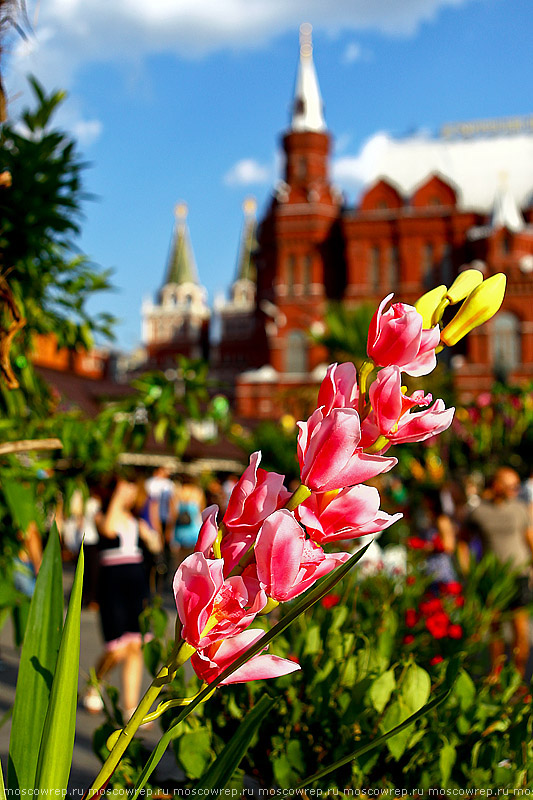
[445,269,484,304]
[414,285,447,328]
[440,273,507,347]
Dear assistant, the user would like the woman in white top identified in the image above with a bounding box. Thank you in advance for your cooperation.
[84,478,160,717]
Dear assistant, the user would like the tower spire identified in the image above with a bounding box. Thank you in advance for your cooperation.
[164,202,199,286]
[235,197,258,282]
[291,23,326,133]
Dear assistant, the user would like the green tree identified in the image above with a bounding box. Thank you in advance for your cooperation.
[0,76,116,353]
[314,302,375,367]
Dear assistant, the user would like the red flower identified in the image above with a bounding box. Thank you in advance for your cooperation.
[407,536,428,550]
[426,611,450,639]
[406,575,416,586]
[403,634,415,644]
[420,597,443,616]
[321,593,340,610]
[430,655,444,665]
[454,596,465,608]
[432,534,445,553]
[448,624,463,639]
[442,581,462,596]
[405,608,418,628]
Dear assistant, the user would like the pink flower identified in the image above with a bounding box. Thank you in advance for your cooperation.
[190,629,300,685]
[317,362,359,414]
[297,484,402,544]
[254,509,350,602]
[368,366,454,445]
[297,407,397,491]
[221,452,289,573]
[173,553,224,648]
[195,505,220,556]
[367,294,440,377]
[173,552,265,648]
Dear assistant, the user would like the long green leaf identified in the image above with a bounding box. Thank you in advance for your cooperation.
[7,524,63,792]
[132,542,372,798]
[34,545,84,793]
[295,657,461,788]
[1,757,6,800]
[195,694,275,791]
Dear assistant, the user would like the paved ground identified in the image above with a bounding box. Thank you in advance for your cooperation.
[0,562,180,794]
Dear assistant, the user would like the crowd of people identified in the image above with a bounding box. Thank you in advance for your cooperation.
[405,466,533,678]
[10,462,533,714]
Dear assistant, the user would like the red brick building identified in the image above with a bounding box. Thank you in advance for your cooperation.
[232,26,533,417]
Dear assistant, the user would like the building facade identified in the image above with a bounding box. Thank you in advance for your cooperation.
[138,25,533,419]
[232,26,533,417]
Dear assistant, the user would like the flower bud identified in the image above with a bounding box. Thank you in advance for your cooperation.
[445,269,484,304]
[414,285,447,328]
[440,273,507,346]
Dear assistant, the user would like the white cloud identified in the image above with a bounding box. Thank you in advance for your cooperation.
[342,42,363,63]
[71,118,103,147]
[7,0,477,97]
[224,158,271,186]
[333,130,533,211]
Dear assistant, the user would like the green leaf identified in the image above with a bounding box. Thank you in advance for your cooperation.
[178,730,212,780]
[131,541,373,799]
[454,670,476,712]
[439,741,456,785]
[195,694,275,791]
[296,658,460,789]
[1,756,6,800]
[7,525,63,792]
[368,668,396,714]
[2,480,38,533]
[382,699,411,759]
[34,545,84,793]
[401,662,431,715]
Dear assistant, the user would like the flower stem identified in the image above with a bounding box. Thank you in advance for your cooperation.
[284,483,311,512]
[358,359,375,416]
[86,641,194,799]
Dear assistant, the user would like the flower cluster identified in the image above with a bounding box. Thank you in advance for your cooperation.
[171,275,505,688]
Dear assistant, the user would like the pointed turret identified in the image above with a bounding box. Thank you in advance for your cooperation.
[491,175,525,233]
[235,197,258,283]
[291,23,326,133]
[164,202,199,286]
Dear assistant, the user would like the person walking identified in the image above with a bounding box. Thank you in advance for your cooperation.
[83,477,161,717]
[468,467,533,678]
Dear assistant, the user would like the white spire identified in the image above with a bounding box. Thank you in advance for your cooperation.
[491,173,525,232]
[291,23,326,133]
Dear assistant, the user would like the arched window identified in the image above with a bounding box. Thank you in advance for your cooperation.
[369,246,380,292]
[285,330,308,373]
[492,312,520,371]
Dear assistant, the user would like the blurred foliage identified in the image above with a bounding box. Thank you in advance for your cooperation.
[104,546,533,792]
[0,77,116,350]
[313,302,376,367]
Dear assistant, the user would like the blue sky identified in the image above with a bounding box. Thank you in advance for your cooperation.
[6,0,532,350]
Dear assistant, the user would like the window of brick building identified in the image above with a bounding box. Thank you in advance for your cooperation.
[303,255,312,295]
[369,246,380,291]
[285,330,308,373]
[388,245,399,290]
[287,255,295,296]
[440,244,452,285]
[492,312,520,372]
[422,243,434,287]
